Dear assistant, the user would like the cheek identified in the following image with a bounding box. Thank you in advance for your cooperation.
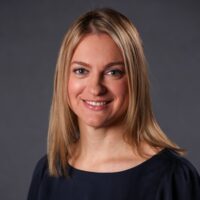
[68,78,84,101]
[111,80,129,99]
[117,81,129,111]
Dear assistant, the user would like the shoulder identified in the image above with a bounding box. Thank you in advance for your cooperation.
[29,155,49,186]
[33,155,48,177]
[156,149,200,199]
[27,155,48,199]
[161,149,199,176]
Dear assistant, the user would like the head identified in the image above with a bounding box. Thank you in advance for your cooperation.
[56,7,151,137]
[48,8,182,176]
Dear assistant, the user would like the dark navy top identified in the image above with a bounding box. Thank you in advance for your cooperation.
[27,148,200,200]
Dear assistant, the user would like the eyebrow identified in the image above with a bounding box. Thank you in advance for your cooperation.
[70,61,125,68]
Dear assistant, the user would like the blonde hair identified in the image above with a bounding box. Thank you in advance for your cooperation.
[47,8,184,177]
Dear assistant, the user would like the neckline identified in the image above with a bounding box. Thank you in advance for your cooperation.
[68,148,168,176]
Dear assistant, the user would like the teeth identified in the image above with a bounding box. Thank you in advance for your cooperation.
[85,101,107,106]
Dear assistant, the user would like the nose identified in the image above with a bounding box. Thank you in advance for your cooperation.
[87,74,107,96]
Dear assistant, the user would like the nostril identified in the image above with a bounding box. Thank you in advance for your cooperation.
[89,84,107,96]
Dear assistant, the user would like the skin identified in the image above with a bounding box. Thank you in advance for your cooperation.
[68,33,128,129]
[67,33,157,172]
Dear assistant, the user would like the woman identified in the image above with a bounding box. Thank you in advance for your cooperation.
[27,8,200,200]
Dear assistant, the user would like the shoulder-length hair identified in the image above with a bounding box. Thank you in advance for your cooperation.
[47,8,184,177]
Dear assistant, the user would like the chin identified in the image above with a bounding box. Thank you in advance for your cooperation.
[78,113,127,129]
[82,117,122,129]
[84,120,108,129]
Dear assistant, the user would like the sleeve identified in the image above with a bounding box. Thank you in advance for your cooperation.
[27,155,48,200]
[156,158,200,200]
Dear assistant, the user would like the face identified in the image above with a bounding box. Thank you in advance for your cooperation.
[67,33,128,128]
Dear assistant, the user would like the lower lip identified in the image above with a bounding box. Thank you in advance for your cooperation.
[83,100,110,111]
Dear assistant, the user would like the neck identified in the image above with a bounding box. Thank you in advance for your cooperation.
[70,122,136,167]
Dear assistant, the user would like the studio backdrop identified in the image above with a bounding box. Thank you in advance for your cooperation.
[0,0,199,200]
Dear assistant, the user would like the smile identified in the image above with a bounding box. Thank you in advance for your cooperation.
[85,100,107,106]
[82,99,111,109]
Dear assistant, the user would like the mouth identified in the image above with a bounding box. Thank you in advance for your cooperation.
[82,99,112,108]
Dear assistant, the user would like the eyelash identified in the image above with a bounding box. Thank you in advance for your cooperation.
[106,69,124,76]
[72,67,124,78]
[73,68,88,75]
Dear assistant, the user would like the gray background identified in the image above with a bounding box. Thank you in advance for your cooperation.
[0,0,199,199]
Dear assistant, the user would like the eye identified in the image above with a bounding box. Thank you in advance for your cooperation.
[106,69,124,78]
[72,67,89,76]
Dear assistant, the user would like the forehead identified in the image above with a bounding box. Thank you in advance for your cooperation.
[71,33,124,64]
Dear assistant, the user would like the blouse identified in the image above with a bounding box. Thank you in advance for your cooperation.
[27,148,200,200]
